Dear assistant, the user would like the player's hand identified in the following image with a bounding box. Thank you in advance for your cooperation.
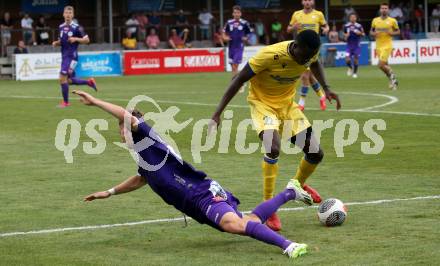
[241,36,248,42]
[84,191,111,201]
[52,41,58,47]
[68,37,78,43]
[293,23,302,30]
[223,35,231,42]
[325,89,342,110]
[72,90,96,106]
[208,114,221,135]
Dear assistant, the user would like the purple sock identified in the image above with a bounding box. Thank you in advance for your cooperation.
[252,189,296,223]
[245,221,292,250]
[61,83,69,103]
[71,78,89,85]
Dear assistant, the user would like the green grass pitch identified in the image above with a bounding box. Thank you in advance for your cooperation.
[1,64,439,265]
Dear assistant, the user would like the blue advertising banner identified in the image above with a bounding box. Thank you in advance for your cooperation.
[76,52,122,77]
[21,0,69,14]
[320,42,370,67]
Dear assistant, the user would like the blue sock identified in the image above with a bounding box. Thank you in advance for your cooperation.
[311,82,320,92]
[61,83,69,103]
[300,86,309,96]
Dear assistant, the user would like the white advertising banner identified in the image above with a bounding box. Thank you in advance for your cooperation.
[371,40,417,65]
[226,46,264,72]
[417,39,440,63]
[15,53,61,80]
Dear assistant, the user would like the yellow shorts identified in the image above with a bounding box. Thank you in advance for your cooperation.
[376,47,392,63]
[248,97,311,138]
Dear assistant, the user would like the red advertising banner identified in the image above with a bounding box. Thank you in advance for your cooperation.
[124,48,225,75]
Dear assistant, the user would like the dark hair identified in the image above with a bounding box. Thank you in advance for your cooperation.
[349,12,357,18]
[131,109,144,119]
[296,30,321,51]
[380,2,389,7]
[233,5,241,11]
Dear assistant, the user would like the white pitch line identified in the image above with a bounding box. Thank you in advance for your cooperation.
[0,195,439,238]
[340,92,399,111]
[1,94,440,118]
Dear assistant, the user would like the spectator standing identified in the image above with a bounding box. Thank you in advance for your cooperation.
[431,4,440,33]
[213,26,225,47]
[125,13,139,38]
[402,2,412,27]
[198,8,214,40]
[21,13,34,45]
[136,12,148,41]
[1,12,13,56]
[169,28,190,49]
[146,27,160,49]
[255,18,268,45]
[175,9,189,34]
[35,16,50,45]
[13,40,28,54]
[401,23,412,39]
[414,4,424,33]
[328,24,340,43]
[122,30,137,50]
[148,11,161,30]
[247,24,258,45]
[390,4,403,28]
[270,17,283,44]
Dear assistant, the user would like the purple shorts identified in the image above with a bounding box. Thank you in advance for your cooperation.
[346,46,361,58]
[192,181,242,231]
[228,48,244,65]
[60,56,77,77]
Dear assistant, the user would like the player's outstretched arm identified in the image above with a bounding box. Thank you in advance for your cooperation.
[310,61,341,110]
[84,175,146,201]
[72,90,138,129]
[209,64,255,130]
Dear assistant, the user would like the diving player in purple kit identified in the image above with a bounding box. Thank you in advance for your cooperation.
[73,89,312,259]
[52,6,97,108]
[343,13,364,78]
[223,5,250,92]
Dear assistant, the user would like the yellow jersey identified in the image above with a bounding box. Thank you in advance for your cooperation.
[371,16,399,48]
[289,9,327,34]
[248,41,319,109]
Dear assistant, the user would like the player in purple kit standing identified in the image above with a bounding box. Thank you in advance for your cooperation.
[52,6,97,108]
[343,13,364,78]
[223,5,250,91]
[73,89,312,259]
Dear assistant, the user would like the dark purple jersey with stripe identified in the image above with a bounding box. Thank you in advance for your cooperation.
[344,22,363,48]
[223,18,250,50]
[132,120,241,225]
[58,22,86,60]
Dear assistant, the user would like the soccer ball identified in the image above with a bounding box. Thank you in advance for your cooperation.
[317,198,347,226]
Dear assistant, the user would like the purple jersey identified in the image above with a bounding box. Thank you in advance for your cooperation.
[132,120,240,227]
[58,22,86,60]
[224,18,250,50]
[344,22,363,48]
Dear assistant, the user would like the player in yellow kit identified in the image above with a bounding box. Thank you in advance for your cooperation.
[370,3,400,90]
[210,30,341,231]
[287,0,329,111]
